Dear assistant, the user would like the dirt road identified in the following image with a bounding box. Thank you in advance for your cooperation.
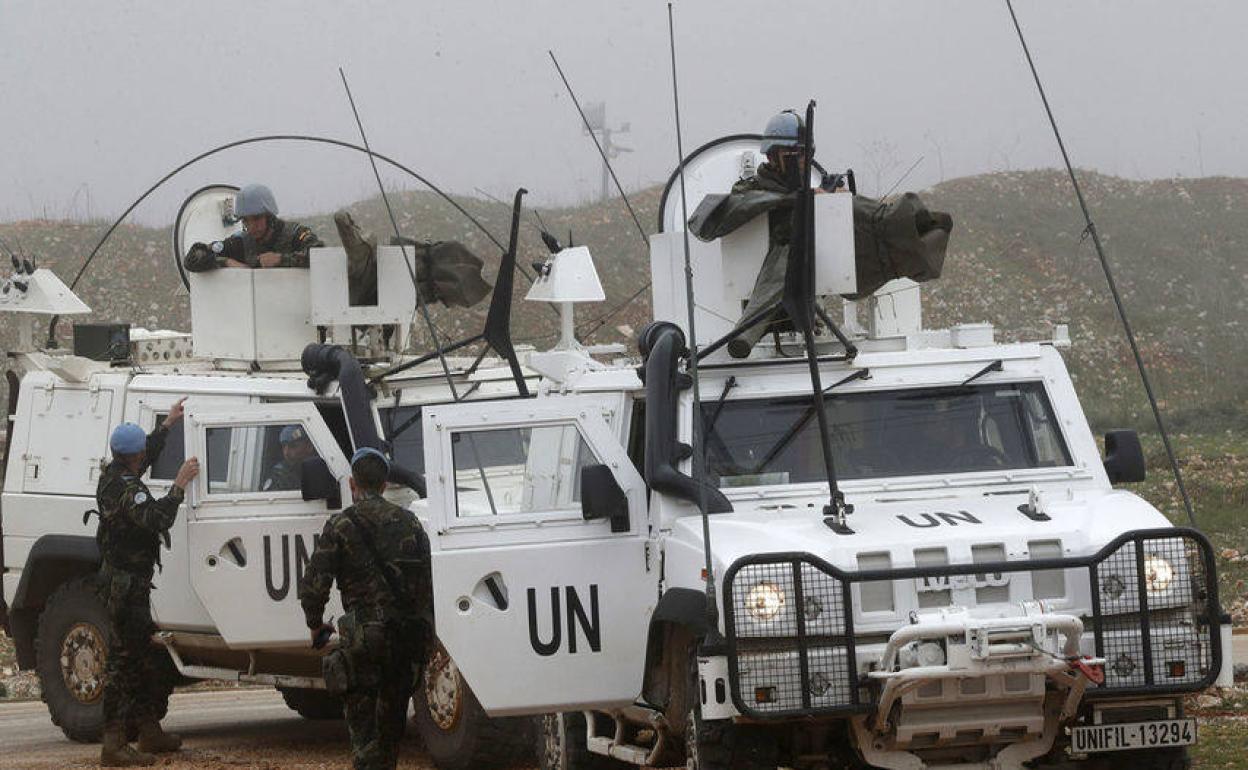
[0,689,467,769]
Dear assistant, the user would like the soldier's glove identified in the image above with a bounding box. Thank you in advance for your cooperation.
[820,172,846,193]
[311,621,335,650]
[185,242,216,272]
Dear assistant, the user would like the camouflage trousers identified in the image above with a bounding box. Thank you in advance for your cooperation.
[99,567,168,727]
[343,635,421,770]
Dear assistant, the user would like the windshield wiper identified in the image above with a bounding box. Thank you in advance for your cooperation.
[752,368,871,473]
[824,367,870,394]
[960,359,1003,387]
[702,376,738,441]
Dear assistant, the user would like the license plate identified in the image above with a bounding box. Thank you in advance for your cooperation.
[1071,719,1197,753]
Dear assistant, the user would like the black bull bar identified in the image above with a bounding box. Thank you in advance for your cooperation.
[722,527,1223,719]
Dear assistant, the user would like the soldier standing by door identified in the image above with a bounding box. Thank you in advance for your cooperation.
[95,398,199,767]
[299,447,432,770]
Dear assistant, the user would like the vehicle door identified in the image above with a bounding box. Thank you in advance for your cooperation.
[183,401,351,647]
[424,396,655,715]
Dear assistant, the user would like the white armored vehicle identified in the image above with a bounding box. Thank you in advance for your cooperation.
[410,135,1232,770]
[0,130,1234,770]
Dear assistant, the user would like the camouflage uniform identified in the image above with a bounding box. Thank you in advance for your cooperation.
[298,493,432,770]
[94,426,182,731]
[700,161,799,357]
[183,217,323,271]
[261,460,301,492]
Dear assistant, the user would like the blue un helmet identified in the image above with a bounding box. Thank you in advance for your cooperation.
[280,425,307,445]
[351,446,391,473]
[759,110,807,155]
[234,184,279,218]
[109,423,147,455]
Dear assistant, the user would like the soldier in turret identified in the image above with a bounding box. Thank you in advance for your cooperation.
[183,184,322,271]
[95,399,199,767]
[689,110,951,358]
[689,110,828,357]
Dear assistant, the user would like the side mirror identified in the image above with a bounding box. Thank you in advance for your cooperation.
[580,464,630,533]
[1103,430,1146,483]
[301,457,342,509]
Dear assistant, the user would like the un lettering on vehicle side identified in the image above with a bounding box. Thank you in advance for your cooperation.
[527,585,601,656]
[263,533,319,601]
[897,510,982,529]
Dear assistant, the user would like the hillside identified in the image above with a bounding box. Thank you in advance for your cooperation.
[1,168,1245,432]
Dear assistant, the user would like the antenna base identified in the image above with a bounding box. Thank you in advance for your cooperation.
[823,497,855,535]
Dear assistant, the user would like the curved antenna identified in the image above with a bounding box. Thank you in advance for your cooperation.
[46,134,523,347]
[1005,0,1196,527]
[782,100,852,534]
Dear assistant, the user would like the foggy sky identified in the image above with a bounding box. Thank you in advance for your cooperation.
[1,0,1245,226]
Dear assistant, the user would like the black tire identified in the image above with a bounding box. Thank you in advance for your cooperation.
[412,642,534,770]
[536,711,630,770]
[35,576,109,743]
[684,650,777,770]
[279,686,344,720]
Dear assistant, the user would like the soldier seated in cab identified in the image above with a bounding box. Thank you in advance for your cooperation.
[262,425,319,492]
[184,184,323,271]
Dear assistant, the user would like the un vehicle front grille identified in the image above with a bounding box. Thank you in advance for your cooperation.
[722,528,1222,720]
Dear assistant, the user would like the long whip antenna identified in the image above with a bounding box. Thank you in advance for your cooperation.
[548,50,649,247]
[1005,0,1195,527]
[667,2,721,645]
[338,67,459,401]
[880,154,925,201]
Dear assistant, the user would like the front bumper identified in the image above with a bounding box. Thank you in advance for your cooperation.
[722,527,1222,721]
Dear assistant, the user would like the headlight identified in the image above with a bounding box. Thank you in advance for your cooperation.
[744,581,786,621]
[1144,554,1174,594]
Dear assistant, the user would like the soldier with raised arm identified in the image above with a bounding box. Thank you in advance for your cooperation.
[95,399,199,767]
[299,447,432,770]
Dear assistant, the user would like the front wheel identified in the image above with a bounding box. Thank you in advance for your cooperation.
[537,711,630,770]
[411,642,533,769]
[684,651,777,770]
[35,577,109,743]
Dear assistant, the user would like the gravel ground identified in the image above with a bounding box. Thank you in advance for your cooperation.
[0,689,538,770]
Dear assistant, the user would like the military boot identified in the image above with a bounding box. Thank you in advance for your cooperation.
[137,719,182,753]
[100,723,156,767]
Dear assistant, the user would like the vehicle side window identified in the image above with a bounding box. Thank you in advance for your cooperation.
[626,398,645,477]
[203,423,321,495]
[451,424,599,517]
[149,413,185,481]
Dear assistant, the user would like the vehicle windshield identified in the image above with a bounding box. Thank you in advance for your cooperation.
[703,382,1071,487]
[380,405,424,475]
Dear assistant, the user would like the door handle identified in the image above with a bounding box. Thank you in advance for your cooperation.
[471,572,509,611]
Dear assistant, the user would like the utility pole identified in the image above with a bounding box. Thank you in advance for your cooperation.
[582,101,632,202]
